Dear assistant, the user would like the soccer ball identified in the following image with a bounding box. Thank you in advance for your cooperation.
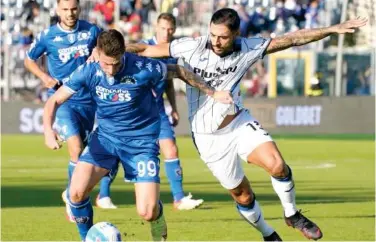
[85,222,122,242]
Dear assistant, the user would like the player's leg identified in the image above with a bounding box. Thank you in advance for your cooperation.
[159,114,203,210]
[237,112,323,240]
[96,161,119,209]
[54,105,85,222]
[192,128,280,241]
[67,131,118,240]
[121,138,167,241]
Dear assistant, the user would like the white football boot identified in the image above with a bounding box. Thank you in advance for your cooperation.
[61,190,75,223]
[173,193,204,210]
[96,195,118,209]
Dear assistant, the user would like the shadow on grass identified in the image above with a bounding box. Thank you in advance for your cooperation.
[1,184,374,208]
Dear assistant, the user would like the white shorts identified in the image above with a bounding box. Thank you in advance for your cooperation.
[192,110,273,190]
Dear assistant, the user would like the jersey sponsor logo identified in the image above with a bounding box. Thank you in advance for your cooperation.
[67,33,76,43]
[58,44,89,63]
[96,86,131,102]
[193,66,238,87]
[120,75,136,84]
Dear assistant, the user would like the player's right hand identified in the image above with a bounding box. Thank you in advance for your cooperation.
[213,91,233,104]
[44,130,62,150]
[87,47,99,63]
[42,74,59,89]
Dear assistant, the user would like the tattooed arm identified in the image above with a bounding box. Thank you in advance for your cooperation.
[126,43,170,57]
[266,17,367,54]
[166,64,233,104]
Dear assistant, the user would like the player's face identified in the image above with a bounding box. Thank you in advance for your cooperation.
[98,51,123,76]
[57,0,80,29]
[209,23,238,56]
[156,19,175,44]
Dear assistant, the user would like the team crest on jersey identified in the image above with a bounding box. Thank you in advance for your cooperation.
[77,31,91,41]
[120,75,136,84]
[67,34,76,43]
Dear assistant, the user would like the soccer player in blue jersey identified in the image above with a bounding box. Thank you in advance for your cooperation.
[142,13,204,210]
[42,29,232,241]
[24,0,118,218]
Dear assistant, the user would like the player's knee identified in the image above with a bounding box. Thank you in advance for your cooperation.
[69,147,83,162]
[269,155,287,177]
[137,203,158,222]
[236,192,254,205]
[163,144,178,159]
[69,188,88,203]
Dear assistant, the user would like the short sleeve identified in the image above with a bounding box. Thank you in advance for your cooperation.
[169,36,204,60]
[241,37,271,62]
[26,30,48,61]
[63,63,93,93]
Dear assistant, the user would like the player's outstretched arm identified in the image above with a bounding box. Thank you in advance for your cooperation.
[24,57,59,88]
[166,64,233,104]
[165,79,179,126]
[43,88,73,150]
[126,43,170,57]
[266,17,367,54]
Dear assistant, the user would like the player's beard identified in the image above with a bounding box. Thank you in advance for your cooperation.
[63,17,78,28]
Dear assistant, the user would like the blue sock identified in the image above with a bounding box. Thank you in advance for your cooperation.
[98,162,119,199]
[67,161,76,187]
[68,195,93,241]
[164,159,184,201]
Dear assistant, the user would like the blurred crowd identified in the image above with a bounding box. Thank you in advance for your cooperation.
[0,0,373,102]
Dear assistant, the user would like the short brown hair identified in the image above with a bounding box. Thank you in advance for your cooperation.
[57,0,80,4]
[157,13,176,27]
[97,29,125,57]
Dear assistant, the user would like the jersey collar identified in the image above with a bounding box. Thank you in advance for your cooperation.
[57,20,80,33]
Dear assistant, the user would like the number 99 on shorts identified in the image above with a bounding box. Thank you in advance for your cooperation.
[137,160,159,178]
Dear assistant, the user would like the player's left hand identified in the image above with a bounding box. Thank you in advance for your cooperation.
[44,130,62,150]
[333,17,368,34]
[213,91,233,104]
[171,110,180,127]
[87,47,99,63]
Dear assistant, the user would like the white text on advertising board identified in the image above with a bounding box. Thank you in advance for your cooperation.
[276,105,322,126]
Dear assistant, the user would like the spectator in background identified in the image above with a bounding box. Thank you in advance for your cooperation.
[93,0,115,26]
[307,71,324,97]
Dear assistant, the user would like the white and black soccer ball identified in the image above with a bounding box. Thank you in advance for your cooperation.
[85,222,122,242]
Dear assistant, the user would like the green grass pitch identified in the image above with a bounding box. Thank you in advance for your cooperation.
[1,135,375,241]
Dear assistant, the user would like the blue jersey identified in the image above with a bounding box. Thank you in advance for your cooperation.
[64,53,167,139]
[27,20,101,106]
[142,37,178,114]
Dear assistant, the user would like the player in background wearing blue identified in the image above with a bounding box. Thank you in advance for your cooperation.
[143,13,204,210]
[24,0,118,220]
[42,29,233,241]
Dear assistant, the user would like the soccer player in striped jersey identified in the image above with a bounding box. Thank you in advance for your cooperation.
[125,8,367,241]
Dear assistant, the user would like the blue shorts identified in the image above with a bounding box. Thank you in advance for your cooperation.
[158,113,175,140]
[53,104,95,143]
[79,130,160,183]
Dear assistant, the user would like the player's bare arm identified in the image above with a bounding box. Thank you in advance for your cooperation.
[165,78,179,126]
[126,43,170,57]
[24,58,59,88]
[167,64,233,104]
[43,88,73,150]
[266,17,367,54]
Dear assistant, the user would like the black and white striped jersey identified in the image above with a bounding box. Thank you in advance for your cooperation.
[170,35,271,134]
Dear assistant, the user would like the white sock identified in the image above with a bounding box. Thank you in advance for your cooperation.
[271,167,298,217]
[237,200,274,237]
